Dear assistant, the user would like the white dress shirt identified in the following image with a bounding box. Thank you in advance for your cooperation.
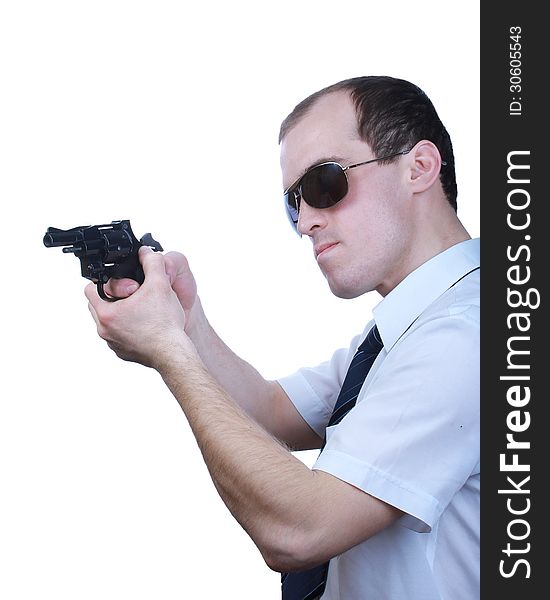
[278,238,480,599]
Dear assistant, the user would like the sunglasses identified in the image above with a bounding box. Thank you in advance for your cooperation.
[283,149,413,235]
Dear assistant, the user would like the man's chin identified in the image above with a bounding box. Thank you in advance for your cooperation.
[326,278,367,300]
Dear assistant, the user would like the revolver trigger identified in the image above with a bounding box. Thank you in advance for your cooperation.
[97,281,118,302]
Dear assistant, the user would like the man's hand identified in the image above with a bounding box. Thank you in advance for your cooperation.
[85,246,195,369]
[100,250,200,331]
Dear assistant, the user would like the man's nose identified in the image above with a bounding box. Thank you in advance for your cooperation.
[297,200,327,236]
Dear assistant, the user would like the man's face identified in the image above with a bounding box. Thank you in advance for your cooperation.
[280,91,414,298]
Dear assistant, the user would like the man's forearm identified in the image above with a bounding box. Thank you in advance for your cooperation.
[185,297,300,444]
[157,343,322,571]
[187,298,268,399]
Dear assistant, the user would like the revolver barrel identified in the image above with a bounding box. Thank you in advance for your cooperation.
[43,227,84,248]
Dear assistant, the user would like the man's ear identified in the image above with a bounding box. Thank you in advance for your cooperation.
[407,140,444,194]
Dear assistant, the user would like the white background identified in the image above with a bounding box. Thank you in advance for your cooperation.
[0,1,479,598]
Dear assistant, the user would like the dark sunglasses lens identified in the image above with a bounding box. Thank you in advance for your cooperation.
[301,163,348,209]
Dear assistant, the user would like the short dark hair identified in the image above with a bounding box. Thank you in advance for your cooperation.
[279,76,457,210]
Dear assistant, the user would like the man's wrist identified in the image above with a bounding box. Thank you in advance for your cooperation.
[153,332,202,377]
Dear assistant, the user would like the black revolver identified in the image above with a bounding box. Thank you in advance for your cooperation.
[43,220,163,301]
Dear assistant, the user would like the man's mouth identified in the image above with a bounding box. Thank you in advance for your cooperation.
[315,242,339,259]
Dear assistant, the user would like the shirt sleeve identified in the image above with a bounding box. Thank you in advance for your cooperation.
[314,308,480,533]
[277,332,365,439]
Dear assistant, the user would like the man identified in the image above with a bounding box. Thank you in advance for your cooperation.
[86,76,480,599]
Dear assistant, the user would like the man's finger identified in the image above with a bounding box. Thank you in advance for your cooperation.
[87,296,99,327]
[105,278,140,298]
[164,251,188,283]
[139,246,168,282]
[84,281,102,316]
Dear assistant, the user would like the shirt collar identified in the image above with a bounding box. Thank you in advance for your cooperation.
[372,238,480,351]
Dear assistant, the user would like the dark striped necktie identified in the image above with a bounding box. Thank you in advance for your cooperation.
[281,325,384,600]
